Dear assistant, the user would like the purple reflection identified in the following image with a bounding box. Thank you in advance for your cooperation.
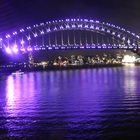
[6,76,15,108]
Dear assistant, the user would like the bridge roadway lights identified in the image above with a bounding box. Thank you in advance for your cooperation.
[1,18,140,53]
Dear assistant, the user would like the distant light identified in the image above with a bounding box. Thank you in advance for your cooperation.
[122,55,136,63]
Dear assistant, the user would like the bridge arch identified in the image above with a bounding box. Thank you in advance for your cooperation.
[1,18,140,53]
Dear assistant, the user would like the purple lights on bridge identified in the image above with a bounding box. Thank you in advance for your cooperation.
[12,45,18,53]
[0,18,139,55]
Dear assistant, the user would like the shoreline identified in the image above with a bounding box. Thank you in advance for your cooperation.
[0,64,124,74]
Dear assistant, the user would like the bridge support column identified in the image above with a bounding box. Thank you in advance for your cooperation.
[28,52,34,68]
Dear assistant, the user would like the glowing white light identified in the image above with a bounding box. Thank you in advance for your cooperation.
[21,40,24,45]
[107,30,110,33]
[85,25,88,28]
[122,37,126,41]
[12,45,18,53]
[54,27,57,30]
[90,25,94,29]
[27,48,33,51]
[41,30,44,34]
[78,24,82,28]
[117,34,121,38]
[20,29,24,32]
[127,39,131,44]
[95,20,99,23]
[13,32,17,35]
[6,47,12,54]
[47,28,51,32]
[122,55,136,63]
[84,19,88,22]
[72,24,76,28]
[20,48,26,52]
[101,28,105,31]
[66,25,70,28]
[34,33,38,37]
[27,36,31,40]
[96,27,99,30]
[27,26,31,30]
[40,23,44,26]
[48,47,52,50]
[112,32,115,35]
[132,43,136,46]
[6,34,11,39]
[60,26,64,29]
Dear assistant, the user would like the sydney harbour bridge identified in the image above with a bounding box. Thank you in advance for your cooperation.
[0,18,140,55]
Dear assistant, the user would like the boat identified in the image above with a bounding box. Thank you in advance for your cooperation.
[12,70,24,76]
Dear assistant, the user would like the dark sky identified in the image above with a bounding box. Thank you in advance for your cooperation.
[0,0,140,33]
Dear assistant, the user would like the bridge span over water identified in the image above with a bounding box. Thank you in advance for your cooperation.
[0,18,140,55]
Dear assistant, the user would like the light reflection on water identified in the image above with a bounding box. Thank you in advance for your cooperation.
[1,67,140,139]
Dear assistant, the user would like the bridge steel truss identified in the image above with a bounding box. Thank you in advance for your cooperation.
[0,18,140,53]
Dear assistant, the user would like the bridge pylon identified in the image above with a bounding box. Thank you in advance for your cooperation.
[28,52,34,68]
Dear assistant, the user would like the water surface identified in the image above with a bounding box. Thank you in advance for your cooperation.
[0,66,140,139]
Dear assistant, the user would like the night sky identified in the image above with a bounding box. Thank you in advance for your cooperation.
[0,0,140,34]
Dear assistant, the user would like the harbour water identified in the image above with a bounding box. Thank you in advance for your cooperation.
[0,66,140,139]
